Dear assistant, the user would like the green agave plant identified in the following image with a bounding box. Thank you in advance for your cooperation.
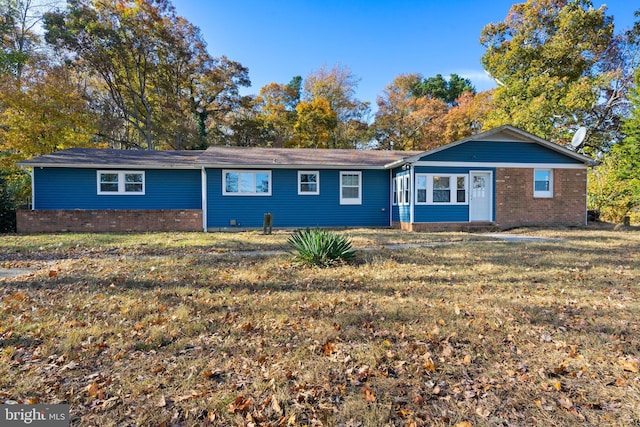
[288,228,356,267]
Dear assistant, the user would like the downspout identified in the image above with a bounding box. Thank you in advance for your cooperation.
[201,167,207,232]
[409,163,415,225]
[388,169,393,227]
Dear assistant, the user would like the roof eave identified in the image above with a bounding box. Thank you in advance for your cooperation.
[386,125,595,166]
[199,163,387,170]
[17,162,200,169]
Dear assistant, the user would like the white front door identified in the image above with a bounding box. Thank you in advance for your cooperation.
[469,171,492,222]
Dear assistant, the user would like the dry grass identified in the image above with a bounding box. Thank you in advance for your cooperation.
[0,228,639,426]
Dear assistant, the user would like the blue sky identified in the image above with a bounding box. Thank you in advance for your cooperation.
[171,1,637,112]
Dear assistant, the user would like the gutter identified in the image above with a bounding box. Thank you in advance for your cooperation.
[16,162,200,170]
[201,167,207,232]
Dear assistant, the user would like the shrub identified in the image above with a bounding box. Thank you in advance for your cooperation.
[0,174,16,233]
[288,228,356,267]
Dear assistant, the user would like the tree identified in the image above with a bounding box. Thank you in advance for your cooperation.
[303,64,370,148]
[443,90,494,143]
[0,0,46,81]
[291,98,337,148]
[589,68,640,223]
[480,0,637,151]
[254,76,301,147]
[0,171,17,232]
[373,74,448,150]
[412,73,475,106]
[0,63,97,172]
[44,0,249,150]
[226,95,269,147]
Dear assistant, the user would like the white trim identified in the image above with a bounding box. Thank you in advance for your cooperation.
[23,163,199,170]
[392,175,398,206]
[404,174,410,206]
[469,170,493,222]
[340,171,362,205]
[222,169,272,196]
[533,169,553,198]
[201,167,207,232]
[203,163,385,170]
[395,174,410,206]
[297,170,320,195]
[29,168,35,209]
[97,170,145,195]
[415,173,468,205]
[388,170,393,226]
[411,161,587,169]
[409,165,415,224]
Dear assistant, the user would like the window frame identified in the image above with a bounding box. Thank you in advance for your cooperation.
[97,170,145,195]
[533,169,553,198]
[298,170,320,195]
[339,171,362,205]
[392,176,398,206]
[404,175,410,205]
[415,173,468,205]
[223,170,272,196]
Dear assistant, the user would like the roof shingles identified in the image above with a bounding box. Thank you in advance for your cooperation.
[19,147,420,169]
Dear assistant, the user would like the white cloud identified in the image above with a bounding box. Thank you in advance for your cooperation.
[456,70,497,92]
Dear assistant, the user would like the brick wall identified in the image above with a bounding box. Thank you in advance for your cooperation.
[494,168,587,228]
[17,210,203,233]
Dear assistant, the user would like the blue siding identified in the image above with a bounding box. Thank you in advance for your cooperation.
[206,168,390,228]
[411,166,495,223]
[416,205,469,222]
[419,140,583,164]
[34,168,201,210]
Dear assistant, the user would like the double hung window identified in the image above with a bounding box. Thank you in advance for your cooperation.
[97,171,145,195]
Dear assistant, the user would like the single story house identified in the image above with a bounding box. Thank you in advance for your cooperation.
[16,125,595,233]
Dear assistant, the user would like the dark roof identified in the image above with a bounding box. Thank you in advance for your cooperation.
[18,148,203,168]
[18,146,421,169]
[199,146,421,168]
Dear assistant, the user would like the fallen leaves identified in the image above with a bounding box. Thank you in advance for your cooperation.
[228,395,253,414]
[619,358,639,373]
[1,229,640,425]
[363,385,376,403]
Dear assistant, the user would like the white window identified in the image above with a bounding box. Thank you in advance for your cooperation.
[416,175,427,203]
[97,171,145,195]
[340,171,361,205]
[392,177,398,205]
[416,174,467,205]
[298,171,319,195]
[394,175,409,206]
[534,169,553,198]
[223,170,271,196]
[404,175,410,205]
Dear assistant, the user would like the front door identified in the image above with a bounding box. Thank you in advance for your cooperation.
[469,171,492,222]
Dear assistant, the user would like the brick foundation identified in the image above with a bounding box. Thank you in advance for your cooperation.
[17,209,203,233]
[494,168,586,229]
[393,221,498,232]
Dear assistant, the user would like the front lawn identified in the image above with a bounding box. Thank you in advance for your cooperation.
[1,228,638,425]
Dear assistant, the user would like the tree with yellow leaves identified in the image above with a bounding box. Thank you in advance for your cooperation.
[291,98,337,148]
